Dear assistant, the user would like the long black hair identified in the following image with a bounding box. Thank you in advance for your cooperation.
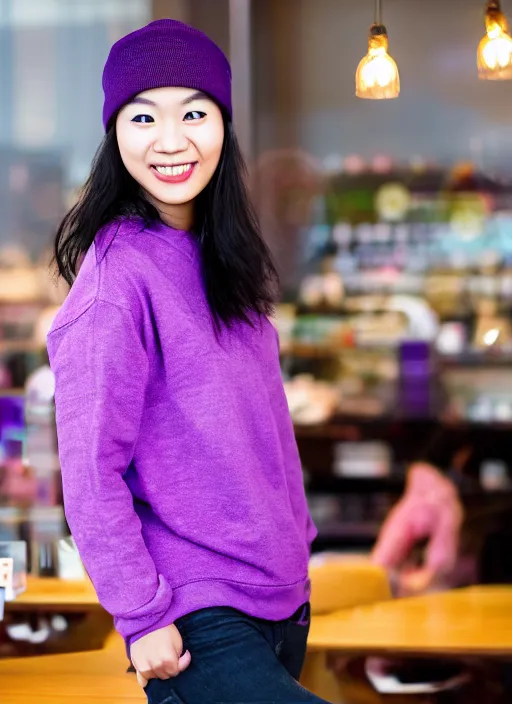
[53,120,279,328]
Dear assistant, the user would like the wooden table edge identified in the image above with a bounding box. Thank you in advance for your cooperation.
[306,643,512,660]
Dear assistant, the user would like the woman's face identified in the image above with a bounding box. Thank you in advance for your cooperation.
[116,86,224,229]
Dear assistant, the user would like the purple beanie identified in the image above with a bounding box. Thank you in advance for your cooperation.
[102,19,232,130]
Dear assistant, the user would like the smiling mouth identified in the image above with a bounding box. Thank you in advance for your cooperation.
[152,163,195,177]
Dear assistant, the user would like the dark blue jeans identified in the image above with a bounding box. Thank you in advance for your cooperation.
[144,604,331,703]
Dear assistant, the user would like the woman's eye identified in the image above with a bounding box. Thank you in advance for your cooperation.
[184,111,206,121]
[132,114,154,124]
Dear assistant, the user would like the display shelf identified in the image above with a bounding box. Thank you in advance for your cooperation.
[306,472,512,497]
[282,344,512,366]
[441,419,512,430]
[280,343,348,359]
[294,415,434,439]
[0,340,44,354]
[307,474,406,494]
[280,342,397,358]
[313,520,382,540]
[439,352,512,368]
[294,415,512,438]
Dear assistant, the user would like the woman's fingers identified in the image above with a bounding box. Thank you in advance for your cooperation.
[178,649,192,672]
[136,671,148,688]
[139,652,189,684]
[152,657,181,680]
[131,624,190,688]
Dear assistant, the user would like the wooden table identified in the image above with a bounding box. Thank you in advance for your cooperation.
[0,632,143,704]
[2,576,111,657]
[6,576,99,612]
[308,585,512,659]
[1,586,512,702]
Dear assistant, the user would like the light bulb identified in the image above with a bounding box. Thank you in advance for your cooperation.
[356,26,400,99]
[477,1,512,79]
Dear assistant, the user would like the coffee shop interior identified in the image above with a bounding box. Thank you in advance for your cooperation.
[1,0,512,701]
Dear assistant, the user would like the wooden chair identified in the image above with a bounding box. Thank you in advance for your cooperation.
[308,556,392,615]
[301,556,449,704]
[301,556,392,703]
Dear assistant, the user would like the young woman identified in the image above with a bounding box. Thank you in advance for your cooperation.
[49,19,327,703]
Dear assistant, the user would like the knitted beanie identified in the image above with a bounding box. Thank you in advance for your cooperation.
[102,19,232,130]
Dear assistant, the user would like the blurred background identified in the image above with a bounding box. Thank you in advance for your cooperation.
[0,0,512,673]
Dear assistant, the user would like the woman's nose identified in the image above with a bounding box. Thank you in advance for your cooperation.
[153,123,188,154]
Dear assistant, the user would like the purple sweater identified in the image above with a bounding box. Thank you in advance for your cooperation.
[47,217,316,646]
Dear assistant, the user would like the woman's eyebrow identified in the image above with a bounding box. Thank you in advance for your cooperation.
[181,91,210,105]
[127,92,210,108]
[129,96,156,106]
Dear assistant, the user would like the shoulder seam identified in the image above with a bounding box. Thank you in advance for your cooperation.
[95,297,133,314]
[95,297,138,327]
[47,297,137,338]
[95,219,146,264]
[47,297,97,337]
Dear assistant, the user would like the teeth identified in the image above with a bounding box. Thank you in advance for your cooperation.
[155,164,192,176]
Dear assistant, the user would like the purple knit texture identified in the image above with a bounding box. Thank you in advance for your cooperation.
[47,217,316,647]
[102,19,232,130]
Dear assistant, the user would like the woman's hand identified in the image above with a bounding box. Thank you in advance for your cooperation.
[371,462,463,595]
[130,623,191,688]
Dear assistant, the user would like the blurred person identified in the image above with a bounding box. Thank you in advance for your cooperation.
[370,442,512,697]
[48,19,328,704]
[372,420,512,594]
[372,461,464,596]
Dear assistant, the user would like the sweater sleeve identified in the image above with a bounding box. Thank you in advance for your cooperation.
[47,298,174,645]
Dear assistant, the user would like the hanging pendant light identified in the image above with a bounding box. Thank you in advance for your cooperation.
[477,0,512,80]
[356,0,400,99]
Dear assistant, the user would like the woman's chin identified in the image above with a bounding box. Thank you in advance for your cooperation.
[146,186,198,209]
